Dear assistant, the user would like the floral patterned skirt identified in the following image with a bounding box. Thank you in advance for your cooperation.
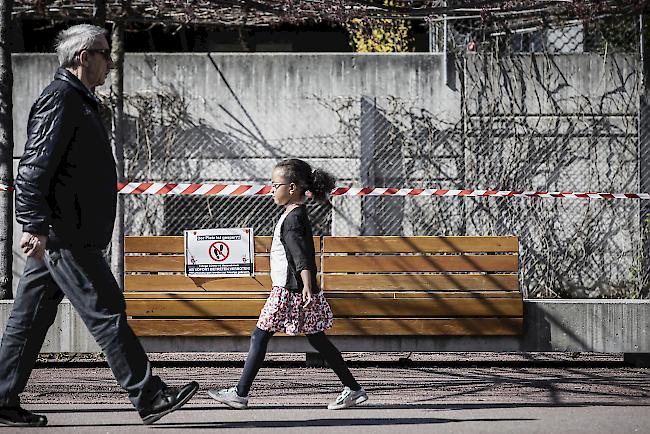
[256,286,333,336]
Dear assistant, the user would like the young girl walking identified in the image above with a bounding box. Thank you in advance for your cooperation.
[207,158,368,410]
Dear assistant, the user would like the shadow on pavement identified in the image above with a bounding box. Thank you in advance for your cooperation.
[152,416,536,429]
[34,400,650,415]
[41,416,535,429]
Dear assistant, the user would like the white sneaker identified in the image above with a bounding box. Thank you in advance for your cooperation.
[207,386,249,409]
[327,386,368,410]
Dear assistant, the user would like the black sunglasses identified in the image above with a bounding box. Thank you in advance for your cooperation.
[83,48,112,61]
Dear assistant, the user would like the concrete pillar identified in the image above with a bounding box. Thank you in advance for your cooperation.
[360,96,379,235]
[359,96,405,235]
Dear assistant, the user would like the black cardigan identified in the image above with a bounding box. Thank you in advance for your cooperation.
[279,205,319,293]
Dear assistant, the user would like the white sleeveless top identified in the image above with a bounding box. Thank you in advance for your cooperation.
[270,212,289,287]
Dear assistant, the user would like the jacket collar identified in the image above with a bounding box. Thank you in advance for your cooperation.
[54,68,101,109]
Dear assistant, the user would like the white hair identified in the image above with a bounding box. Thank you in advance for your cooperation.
[55,24,108,68]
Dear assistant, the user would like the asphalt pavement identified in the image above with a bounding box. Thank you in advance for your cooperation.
[3,352,648,433]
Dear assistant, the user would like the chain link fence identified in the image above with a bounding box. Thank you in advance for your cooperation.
[116,14,648,299]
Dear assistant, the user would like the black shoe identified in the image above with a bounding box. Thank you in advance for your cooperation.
[0,406,48,427]
[139,381,199,425]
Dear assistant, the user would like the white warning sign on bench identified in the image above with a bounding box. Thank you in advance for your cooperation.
[184,228,254,277]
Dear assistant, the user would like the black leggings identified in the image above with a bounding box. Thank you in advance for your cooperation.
[236,327,361,397]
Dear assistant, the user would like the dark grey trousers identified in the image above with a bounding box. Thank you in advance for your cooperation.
[0,248,165,410]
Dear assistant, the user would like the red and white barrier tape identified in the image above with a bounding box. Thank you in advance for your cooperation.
[117,182,273,196]
[3,182,649,199]
[115,182,650,200]
[333,187,650,199]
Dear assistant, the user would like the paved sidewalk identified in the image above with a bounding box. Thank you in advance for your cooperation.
[10,403,650,433]
[6,353,650,433]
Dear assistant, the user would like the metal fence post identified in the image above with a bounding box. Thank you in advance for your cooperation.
[640,13,650,296]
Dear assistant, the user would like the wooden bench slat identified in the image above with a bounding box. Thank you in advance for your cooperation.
[128,318,523,336]
[125,236,184,254]
[125,255,186,272]
[125,236,320,254]
[124,275,272,292]
[126,297,523,317]
[323,236,518,253]
[125,292,272,299]
[256,236,320,253]
[125,275,330,292]
[124,291,521,300]
[124,274,519,292]
[322,274,518,291]
[322,255,518,273]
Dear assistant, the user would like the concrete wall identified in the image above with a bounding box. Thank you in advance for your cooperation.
[8,53,642,299]
[0,299,647,354]
[12,53,456,166]
[10,53,459,293]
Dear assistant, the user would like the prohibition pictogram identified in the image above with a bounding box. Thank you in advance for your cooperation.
[209,241,230,262]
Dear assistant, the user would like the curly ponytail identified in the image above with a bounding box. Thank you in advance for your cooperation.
[275,159,336,203]
[310,169,336,202]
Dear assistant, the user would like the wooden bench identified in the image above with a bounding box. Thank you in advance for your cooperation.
[124,236,523,338]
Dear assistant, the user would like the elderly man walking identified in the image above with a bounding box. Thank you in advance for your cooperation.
[0,24,198,427]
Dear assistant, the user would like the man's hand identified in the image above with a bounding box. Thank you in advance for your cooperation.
[20,232,47,260]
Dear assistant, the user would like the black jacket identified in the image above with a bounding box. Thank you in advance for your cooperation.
[15,68,117,249]
[280,205,319,293]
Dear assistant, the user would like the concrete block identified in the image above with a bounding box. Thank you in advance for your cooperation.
[0,300,100,353]
[523,300,650,352]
